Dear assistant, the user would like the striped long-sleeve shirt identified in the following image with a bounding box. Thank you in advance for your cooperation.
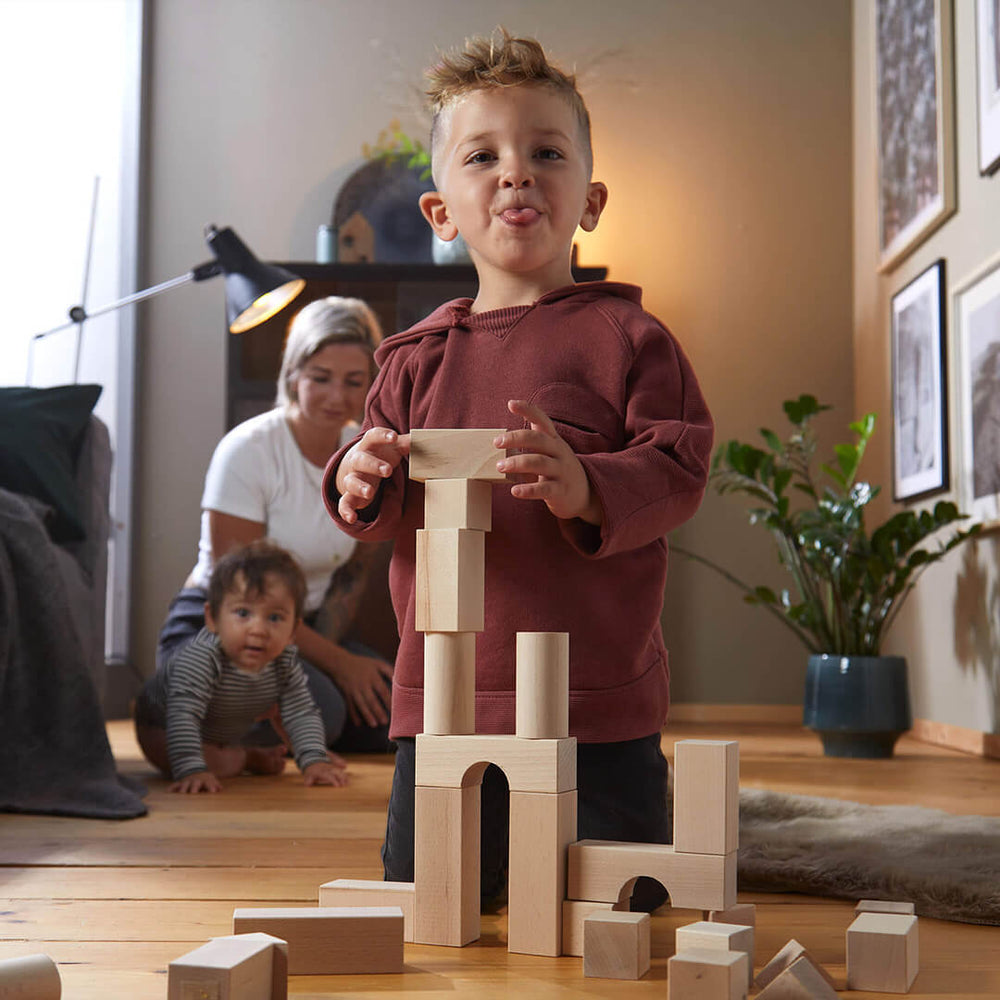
[143,628,328,780]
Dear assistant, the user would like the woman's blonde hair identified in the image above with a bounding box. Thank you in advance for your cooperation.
[276,296,383,410]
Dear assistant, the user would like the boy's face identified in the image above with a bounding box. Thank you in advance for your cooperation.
[420,85,607,297]
[205,573,298,674]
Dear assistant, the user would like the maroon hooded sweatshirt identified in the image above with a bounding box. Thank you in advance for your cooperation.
[323,281,713,743]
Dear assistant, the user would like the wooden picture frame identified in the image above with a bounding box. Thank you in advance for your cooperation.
[976,0,1000,174]
[875,0,956,271]
[892,260,948,501]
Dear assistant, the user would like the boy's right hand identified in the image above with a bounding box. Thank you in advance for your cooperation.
[335,428,410,524]
[170,770,222,794]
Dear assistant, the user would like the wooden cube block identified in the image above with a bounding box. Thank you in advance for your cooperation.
[756,955,838,999]
[673,739,739,855]
[561,900,616,957]
[567,839,737,912]
[413,784,480,946]
[423,632,477,735]
[583,910,651,980]
[668,948,748,1000]
[409,428,506,481]
[709,902,756,927]
[755,939,836,991]
[415,528,485,632]
[169,933,287,1000]
[846,912,919,993]
[0,955,61,1000]
[415,733,576,793]
[855,899,916,916]
[676,920,754,986]
[507,789,577,956]
[317,880,414,942]
[424,478,493,530]
[515,632,569,739]
[231,907,403,975]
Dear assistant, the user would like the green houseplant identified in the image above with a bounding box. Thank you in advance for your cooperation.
[676,394,981,756]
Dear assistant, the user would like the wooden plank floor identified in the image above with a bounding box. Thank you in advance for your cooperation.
[2,720,999,997]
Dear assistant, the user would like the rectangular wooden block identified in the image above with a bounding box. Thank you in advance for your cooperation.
[709,902,756,927]
[756,955,838,1000]
[169,933,287,1000]
[673,739,739,855]
[567,839,738,912]
[846,912,919,993]
[507,789,577,956]
[424,478,493,530]
[515,632,569,739]
[668,948,748,1000]
[317,880,414,942]
[409,428,506,482]
[231,907,403,975]
[413,784,480,946]
[676,920,754,986]
[755,939,837,991]
[583,910,651,980]
[562,900,616,957]
[415,733,577,793]
[423,632,477,735]
[415,528,485,632]
[855,899,916,916]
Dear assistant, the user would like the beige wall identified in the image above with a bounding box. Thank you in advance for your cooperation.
[853,0,1000,734]
[136,1,854,710]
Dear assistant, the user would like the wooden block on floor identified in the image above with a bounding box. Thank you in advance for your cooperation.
[424,478,493,530]
[567,839,737,912]
[673,739,739,855]
[709,902,757,927]
[423,632,477,735]
[317,880,414,942]
[169,933,287,1000]
[507,789,577,956]
[667,948,748,1000]
[415,528,485,632]
[416,733,576,793]
[409,428,506,482]
[562,900,616,957]
[413,784,480,947]
[515,632,569,739]
[855,899,916,916]
[756,954,838,999]
[0,954,61,999]
[231,907,403,975]
[583,910,651,980]
[755,939,836,991]
[846,912,919,993]
[676,920,754,986]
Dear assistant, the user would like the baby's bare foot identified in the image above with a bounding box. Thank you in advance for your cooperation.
[245,745,288,775]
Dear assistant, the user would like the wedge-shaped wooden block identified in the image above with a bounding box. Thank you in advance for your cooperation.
[231,907,403,975]
[755,939,836,992]
[562,900,617,957]
[846,912,919,993]
[508,789,577,956]
[756,955,838,999]
[416,733,576,793]
[415,528,485,632]
[673,739,739,855]
[709,902,756,927]
[409,428,506,481]
[668,948,748,1000]
[413,784,480,947]
[318,880,415,942]
[855,898,916,916]
[423,632,477,735]
[583,910,650,980]
[169,933,287,1000]
[0,954,61,1000]
[567,839,737,912]
[424,478,493,530]
[515,632,569,739]
[676,920,754,986]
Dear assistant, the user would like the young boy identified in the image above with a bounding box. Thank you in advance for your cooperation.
[135,539,348,793]
[323,30,713,901]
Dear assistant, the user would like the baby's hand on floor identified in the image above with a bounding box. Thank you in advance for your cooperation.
[170,770,223,794]
[303,755,350,787]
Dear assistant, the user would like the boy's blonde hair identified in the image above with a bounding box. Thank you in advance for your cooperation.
[426,28,593,173]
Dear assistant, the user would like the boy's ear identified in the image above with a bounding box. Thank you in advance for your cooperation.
[419,190,460,242]
[204,602,217,633]
[579,181,608,233]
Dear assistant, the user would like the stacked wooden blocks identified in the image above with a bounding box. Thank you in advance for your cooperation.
[847,909,919,993]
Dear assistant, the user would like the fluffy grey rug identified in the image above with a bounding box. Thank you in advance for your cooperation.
[738,789,1000,926]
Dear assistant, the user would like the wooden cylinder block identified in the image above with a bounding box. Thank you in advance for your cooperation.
[0,954,61,999]
[423,632,477,734]
[516,632,569,739]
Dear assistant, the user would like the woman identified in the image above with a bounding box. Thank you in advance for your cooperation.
[151,296,394,752]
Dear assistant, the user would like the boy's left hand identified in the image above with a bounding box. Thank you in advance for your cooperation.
[495,399,603,525]
[302,753,349,788]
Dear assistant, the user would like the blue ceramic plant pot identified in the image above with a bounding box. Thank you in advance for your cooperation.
[803,654,912,758]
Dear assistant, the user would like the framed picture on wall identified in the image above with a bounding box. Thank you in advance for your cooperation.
[875,0,956,271]
[891,260,948,501]
[976,0,1000,174]
[955,254,1000,525]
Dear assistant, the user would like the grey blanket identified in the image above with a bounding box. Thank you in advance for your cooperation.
[0,489,145,818]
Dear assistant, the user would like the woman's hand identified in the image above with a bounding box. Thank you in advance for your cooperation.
[170,770,223,794]
[329,648,394,728]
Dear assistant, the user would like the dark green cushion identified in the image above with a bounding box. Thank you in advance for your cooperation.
[0,384,102,542]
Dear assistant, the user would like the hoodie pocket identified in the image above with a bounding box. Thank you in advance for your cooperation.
[528,381,623,454]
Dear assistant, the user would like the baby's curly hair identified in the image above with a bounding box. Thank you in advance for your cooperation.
[426,28,592,172]
[208,539,307,621]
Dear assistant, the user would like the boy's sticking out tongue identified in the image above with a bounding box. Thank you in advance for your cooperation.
[502,207,540,225]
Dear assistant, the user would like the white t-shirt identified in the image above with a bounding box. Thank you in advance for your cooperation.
[188,408,358,612]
